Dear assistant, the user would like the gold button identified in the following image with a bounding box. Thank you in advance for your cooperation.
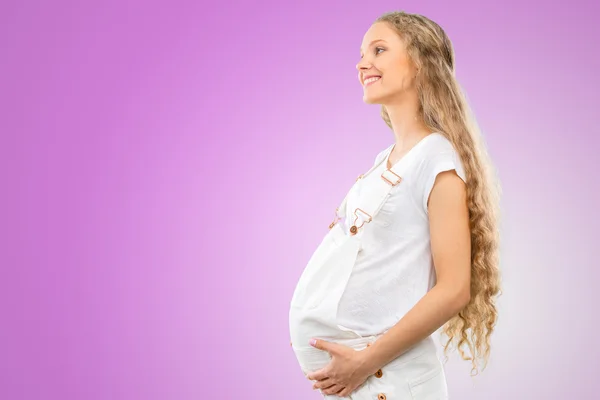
[350,226,358,235]
[374,369,383,378]
[378,394,386,400]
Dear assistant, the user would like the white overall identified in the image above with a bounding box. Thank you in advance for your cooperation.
[289,134,449,400]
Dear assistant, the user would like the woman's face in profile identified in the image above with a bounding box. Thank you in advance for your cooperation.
[357,22,418,105]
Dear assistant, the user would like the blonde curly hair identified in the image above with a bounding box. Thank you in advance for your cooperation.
[375,11,502,376]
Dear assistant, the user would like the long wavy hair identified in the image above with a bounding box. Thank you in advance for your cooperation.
[375,11,502,376]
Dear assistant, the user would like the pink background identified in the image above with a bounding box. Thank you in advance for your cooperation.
[1,0,598,398]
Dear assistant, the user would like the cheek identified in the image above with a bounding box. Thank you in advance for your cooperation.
[385,72,413,92]
[382,59,414,88]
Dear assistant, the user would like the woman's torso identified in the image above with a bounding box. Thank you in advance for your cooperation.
[335,135,447,336]
[289,132,466,341]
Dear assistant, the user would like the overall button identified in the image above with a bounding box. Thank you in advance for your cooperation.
[350,226,358,235]
[374,368,383,378]
[377,394,387,400]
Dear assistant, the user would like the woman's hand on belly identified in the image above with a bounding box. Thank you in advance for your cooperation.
[306,338,373,397]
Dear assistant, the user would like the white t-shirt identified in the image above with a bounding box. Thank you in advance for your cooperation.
[336,133,467,336]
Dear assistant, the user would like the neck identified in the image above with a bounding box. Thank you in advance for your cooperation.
[384,101,434,151]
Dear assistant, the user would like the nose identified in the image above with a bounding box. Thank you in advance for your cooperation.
[356,57,372,71]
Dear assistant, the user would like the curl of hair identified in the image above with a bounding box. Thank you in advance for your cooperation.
[375,11,503,376]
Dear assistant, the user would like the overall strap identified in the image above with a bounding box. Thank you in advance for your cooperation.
[328,143,393,229]
[331,134,438,234]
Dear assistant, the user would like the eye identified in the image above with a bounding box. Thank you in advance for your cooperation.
[359,47,385,59]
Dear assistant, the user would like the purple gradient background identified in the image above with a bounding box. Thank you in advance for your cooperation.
[1,0,599,399]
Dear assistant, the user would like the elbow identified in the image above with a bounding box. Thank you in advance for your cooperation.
[441,284,470,312]
[455,287,470,311]
[461,288,471,308]
[436,277,471,312]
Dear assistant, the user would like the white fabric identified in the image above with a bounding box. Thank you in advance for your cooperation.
[294,334,448,400]
[336,133,467,336]
[289,135,436,345]
[288,132,465,399]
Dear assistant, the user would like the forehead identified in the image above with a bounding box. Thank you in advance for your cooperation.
[360,22,403,51]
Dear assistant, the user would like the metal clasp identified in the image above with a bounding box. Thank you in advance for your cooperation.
[381,169,402,186]
[349,207,372,235]
[329,208,341,230]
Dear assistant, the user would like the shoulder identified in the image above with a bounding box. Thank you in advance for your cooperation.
[412,133,468,213]
[417,133,465,178]
[422,132,457,155]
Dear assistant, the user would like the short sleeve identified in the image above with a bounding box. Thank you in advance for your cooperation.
[418,150,467,214]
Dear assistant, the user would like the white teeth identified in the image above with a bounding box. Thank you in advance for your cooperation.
[364,76,381,85]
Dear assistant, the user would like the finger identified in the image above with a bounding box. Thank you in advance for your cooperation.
[322,384,345,396]
[338,383,359,398]
[310,338,342,356]
[313,377,333,390]
[309,338,330,352]
[338,387,351,397]
[306,367,329,381]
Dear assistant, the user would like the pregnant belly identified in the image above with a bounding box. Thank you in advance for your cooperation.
[289,304,338,344]
[288,304,348,372]
[291,342,333,375]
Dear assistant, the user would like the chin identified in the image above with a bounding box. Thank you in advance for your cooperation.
[362,94,384,104]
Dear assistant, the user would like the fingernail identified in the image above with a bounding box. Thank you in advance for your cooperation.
[309,338,316,346]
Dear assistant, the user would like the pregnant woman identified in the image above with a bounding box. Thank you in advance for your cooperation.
[288,11,502,400]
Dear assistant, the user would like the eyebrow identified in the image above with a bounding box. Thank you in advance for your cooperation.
[360,39,387,53]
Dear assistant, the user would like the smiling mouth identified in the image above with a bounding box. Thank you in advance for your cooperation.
[363,76,381,87]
